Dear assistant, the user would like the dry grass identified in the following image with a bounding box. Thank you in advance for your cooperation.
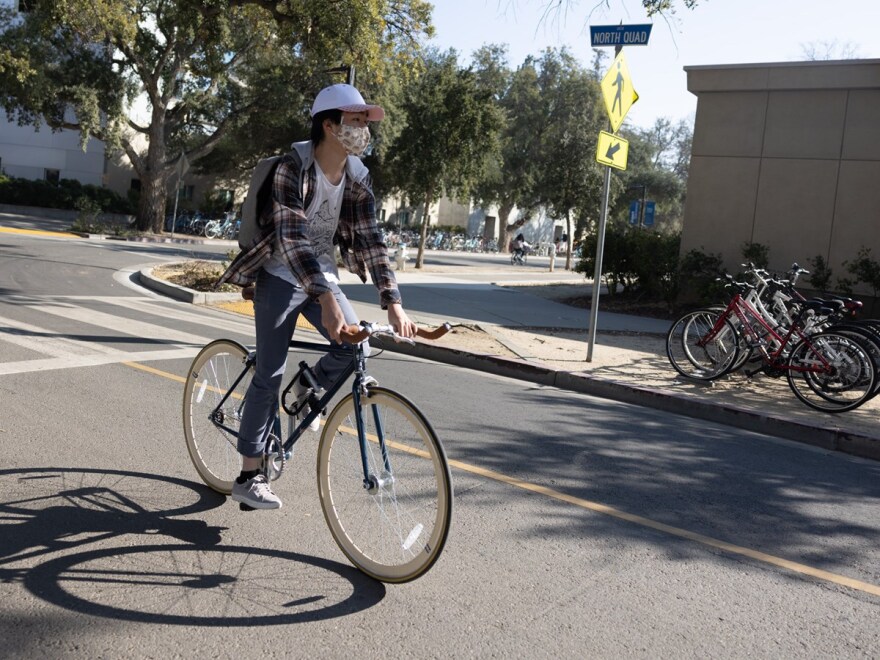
[152,260,238,293]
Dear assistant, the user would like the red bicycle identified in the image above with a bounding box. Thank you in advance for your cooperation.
[666,283,876,412]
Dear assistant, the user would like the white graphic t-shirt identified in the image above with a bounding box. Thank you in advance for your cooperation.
[265,164,345,286]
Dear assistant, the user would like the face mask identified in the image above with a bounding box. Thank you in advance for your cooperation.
[333,122,371,156]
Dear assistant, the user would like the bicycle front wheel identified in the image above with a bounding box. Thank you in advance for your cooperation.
[666,309,740,380]
[786,332,876,413]
[183,339,253,493]
[317,387,453,583]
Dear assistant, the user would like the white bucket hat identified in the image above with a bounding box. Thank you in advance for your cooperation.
[310,84,385,121]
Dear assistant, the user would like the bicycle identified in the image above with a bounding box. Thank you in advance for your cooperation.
[182,321,454,582]
[666,284,876,412]
[510,247,528,265]
[204,214,240,240]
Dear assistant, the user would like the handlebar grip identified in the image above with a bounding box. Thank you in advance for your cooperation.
[339,324,370,344]
[416,322,452,340]
[241,285,255,301]
[338,322,453,344]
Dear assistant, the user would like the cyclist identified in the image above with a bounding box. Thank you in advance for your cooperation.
[511,233,530,264]
[216,83,417,509]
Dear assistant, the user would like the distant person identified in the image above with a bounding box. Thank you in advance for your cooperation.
[511,233,530,264]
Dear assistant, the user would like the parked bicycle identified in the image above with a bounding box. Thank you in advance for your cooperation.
[204,213,240,240]
[183,321,454,582]
[666,273,877,412]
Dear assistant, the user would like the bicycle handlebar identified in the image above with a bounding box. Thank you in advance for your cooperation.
[339,322,452,345]
[240,286,452,344]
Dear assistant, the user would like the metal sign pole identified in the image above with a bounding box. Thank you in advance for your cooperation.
[588,40,638,361]
[587,165,612,362]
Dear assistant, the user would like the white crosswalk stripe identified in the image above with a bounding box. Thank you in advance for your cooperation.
[28,295,256,336]
[0,295,254,375]
[0,314,125,358]
[30,301,213,345]
[0,348,200,376]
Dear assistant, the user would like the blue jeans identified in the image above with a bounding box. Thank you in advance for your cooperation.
[236,269,366,458]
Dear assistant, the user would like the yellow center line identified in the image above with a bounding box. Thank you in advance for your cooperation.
[124,360,880,598]
[0,226,80,238]
[123,361,188,383]
[443,459,880,597]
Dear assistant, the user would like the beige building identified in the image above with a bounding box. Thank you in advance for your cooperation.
[682,58,880,303]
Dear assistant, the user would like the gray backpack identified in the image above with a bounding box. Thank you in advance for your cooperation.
[237,155,283,249]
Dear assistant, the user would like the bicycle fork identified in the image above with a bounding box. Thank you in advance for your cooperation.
[352,377,394,493]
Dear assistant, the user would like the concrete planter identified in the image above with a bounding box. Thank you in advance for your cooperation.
[138,267,241,304]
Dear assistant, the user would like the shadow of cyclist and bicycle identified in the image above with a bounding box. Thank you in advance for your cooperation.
[0,467,385,627]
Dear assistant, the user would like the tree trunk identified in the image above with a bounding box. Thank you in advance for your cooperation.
[138,171,170,233]
[497,202,515,254]
[415,186,434,269]
[135,111,170,233]
[565,210,573,271]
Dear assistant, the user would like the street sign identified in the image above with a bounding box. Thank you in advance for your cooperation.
[590,24,653,48]
[600,50,638,133]
[596,131,629,170]
[629,200,640,224]
[643,201,656,226]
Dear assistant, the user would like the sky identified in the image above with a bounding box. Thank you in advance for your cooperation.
[428,0,880,130]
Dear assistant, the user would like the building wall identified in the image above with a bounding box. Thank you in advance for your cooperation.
[683,59,880,297]
[0,119,105,186]
[380,193,472,230]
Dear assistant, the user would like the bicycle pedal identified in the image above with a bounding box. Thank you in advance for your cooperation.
[239,502,256,512]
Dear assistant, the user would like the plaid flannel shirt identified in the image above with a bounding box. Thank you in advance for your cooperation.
[217,143,401,309]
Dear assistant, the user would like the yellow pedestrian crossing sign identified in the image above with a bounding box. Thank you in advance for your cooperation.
[596,131,629,170]
[600,50,639,132]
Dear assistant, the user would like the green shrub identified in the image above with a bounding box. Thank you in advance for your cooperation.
[740,241,769,269]
[806,255,833,292]
[575,221,637,298]
[0,176,135,214]
[678,248,726,305]
[632,230,681,308]
[842,247,880,298]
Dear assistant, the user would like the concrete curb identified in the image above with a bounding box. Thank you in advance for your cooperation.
[137,267,880,463]
[372,337,880,462]
[138,267,242,305]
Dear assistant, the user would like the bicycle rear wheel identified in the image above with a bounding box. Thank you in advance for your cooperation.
[183,339,252,493]
[786,332,876,412]
[317,387,453,583]
[666,309,740,380]
[829,324,880,399]
[204,222,220,239]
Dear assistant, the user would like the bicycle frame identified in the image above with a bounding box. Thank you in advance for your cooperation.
[208,338,381,489]
[706,294,833,374]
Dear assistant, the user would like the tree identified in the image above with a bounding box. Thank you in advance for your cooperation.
[613,118,690,231]
[801,40,861,61]
[0,0,432,232]
[469,46,544,254]
[385,50,502,268]
[537,0,704,19]
[529,48,606,270]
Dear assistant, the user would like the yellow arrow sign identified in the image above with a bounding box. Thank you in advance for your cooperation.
[600,50,639,132]
[596,131,629,170]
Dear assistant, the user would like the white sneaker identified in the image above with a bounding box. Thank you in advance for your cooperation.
[292,378,321,433]
[231,474,282,509]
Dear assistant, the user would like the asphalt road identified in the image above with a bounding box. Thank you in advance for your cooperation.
[1,230,879,658]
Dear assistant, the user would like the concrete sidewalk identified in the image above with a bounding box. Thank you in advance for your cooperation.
[3,212,878,461]
[335,267,880,462]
